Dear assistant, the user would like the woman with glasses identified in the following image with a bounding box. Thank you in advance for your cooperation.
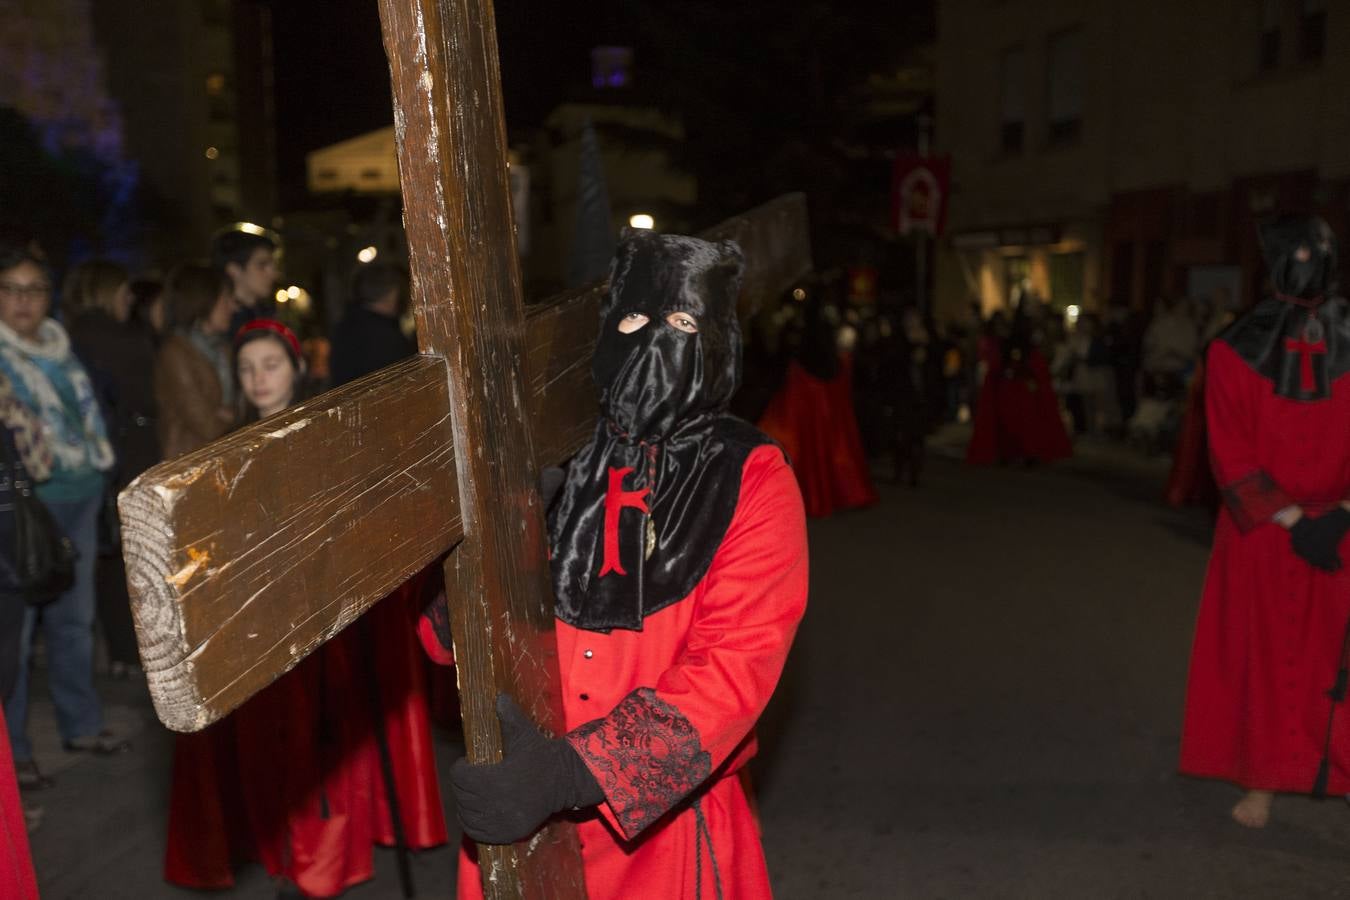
[0,238,123,794]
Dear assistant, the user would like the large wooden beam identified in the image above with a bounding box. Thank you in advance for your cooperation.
[524,193,814,468]
[119,357,461,733]
[376,0,585,896]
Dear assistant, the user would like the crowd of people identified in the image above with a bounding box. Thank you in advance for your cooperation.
[0,224,432,897]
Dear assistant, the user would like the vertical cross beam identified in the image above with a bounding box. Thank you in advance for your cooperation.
[375,1,586,896]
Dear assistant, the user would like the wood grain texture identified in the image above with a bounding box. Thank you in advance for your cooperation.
[118,357,460,733]
[376,0,586,896]
[522,193,815,468]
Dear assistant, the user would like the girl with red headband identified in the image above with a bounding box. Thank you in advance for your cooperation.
[234,318,306,420]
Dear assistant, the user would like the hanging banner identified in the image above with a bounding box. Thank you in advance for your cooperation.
[892,154,951,236]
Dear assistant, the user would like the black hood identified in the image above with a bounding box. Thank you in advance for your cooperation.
[549,231,777,631]
[1259,214,1338,301]
[1222,215,1350,401]
[594,229,745,438]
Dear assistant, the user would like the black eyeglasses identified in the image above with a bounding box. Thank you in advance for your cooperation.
[0,282,51,302]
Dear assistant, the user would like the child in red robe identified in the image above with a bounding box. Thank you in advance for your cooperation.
[163,322,447,896]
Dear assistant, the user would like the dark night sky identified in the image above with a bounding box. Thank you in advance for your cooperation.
[270,1,933,209]
[271,1,620,195]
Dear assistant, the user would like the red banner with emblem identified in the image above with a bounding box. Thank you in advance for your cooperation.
[892,154,951,237]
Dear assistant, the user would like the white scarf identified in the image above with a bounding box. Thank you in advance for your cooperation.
[0,318,114,473]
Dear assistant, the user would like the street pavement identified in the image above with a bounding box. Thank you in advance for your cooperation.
[22,438,1350,898]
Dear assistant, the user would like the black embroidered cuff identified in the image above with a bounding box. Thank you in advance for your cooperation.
[565,687,712,839]
[1221,470,1294,533]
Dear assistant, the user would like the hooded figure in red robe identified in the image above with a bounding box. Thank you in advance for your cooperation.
[164,574,447,896]
[450,230,809,899]
[966,310,1071,465]
[1180,215,1350,828]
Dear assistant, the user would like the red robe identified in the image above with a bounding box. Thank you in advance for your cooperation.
[756,356,877,517]
[1180,339,1350,793]
[164,576,447,897]
[0,713,37,899]
[457,444,809,899]
[966,341,1072,465]
[1164,359,1217,509]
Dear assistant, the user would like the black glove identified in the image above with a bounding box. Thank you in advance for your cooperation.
[450,694,603,844]
[1290,508,1350,573]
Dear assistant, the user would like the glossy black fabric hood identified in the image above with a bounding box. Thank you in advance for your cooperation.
[549,231,776,631]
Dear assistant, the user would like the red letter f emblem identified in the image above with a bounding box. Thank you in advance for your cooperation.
[599,467,650,577]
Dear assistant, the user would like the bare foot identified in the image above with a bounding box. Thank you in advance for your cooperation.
[1231,790,1274,828]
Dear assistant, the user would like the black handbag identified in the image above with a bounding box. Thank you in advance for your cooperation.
[0,429,76,606]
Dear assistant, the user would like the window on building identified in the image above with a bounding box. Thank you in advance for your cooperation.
[998,45,1026,155]
[1111,241,1135,307]
[1050,252,1085,310]
[203,0,231,27]
[591,47,633,89]
[1188,193,1221,237]
[1046,28,1084,147]
[1300,0,1327,62]
[1259,0,1282,71]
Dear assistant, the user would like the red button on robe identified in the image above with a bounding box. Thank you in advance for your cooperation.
[457,443,808,899]
[1180,339,1350,793]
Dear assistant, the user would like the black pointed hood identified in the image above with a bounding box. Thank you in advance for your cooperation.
[549,231,776,631]
[1222,215,1350,401]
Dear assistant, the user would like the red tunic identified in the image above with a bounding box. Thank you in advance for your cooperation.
[457,444,808,899]
[756,356,877,517]
[1180,339,1350,793]
[1164,359,1217,509]
[0,713,37,899]
[164,577,448,897]
[967,341,1072,465]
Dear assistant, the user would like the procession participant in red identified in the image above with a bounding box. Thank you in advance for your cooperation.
[966,311,1071,465]
[756,293,877,516]
[450,231,809,899]
[164,321,446,897]
[0,715,36,899]
[1163,357,1217,509]
[1180,215,1350,828]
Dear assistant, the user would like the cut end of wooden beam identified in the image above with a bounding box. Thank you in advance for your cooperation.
[118,478,210,733]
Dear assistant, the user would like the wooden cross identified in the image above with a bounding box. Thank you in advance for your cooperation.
[117,1,811,897]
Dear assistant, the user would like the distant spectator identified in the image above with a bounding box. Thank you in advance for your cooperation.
[65,260,161,679]
[128,278,166,339]
[329,262,415,387]
[211,229,278,334]
[0,237,123,794]
[1142,295,1200,378]
[156,264,235,459]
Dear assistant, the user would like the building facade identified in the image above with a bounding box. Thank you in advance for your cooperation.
[0,0,276,263]
[933,0,1347,322]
